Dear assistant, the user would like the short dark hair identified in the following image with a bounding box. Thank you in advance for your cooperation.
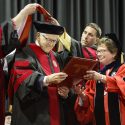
[86,23,102,38]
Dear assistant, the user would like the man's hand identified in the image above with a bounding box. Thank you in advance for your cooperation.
[58,86,69,98]
[48,17,60,26]
[46,72,68,84]
[12,3,40,29]
[73,85,85,95]
[20,3,40,16]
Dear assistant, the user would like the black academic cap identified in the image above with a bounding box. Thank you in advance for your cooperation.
[5,112,12,116]
[105,33,122,51]
[33,21,64,35]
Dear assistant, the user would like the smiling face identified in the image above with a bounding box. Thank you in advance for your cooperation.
[80,26,99,47]
[36,33,59,53]
[96,38,118,65]
[97,44,116,65]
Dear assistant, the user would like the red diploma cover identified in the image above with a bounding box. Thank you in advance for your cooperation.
[58,57,99,88]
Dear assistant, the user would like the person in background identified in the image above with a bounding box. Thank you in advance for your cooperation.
[8,21,70,125]
[0,3,39,125]
[4,112,12,125]
[79,23,102,59]
[74,33,125,125]
[50,17,102,60]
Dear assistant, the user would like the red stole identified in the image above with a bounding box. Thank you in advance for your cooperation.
[19,5,51,46]
[29,44,61,125]
[82,47,97,60]
[82,47,104,69]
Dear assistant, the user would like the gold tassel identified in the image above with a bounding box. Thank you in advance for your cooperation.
[58,30,71,52]
[9,104,13,113]
[57,41,64,52]
[64,28,66,38]
[121,52,125,64]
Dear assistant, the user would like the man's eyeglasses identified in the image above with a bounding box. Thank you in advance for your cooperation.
[96,49,108,54]
[42,35,57,44]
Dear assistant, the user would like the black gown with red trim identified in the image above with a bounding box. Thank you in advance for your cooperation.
[8,43,74,125]
[0,20,20,125]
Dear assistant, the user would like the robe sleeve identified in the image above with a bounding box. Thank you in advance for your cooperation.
[8,54,46,104]
[106,64,125,99]
[74,80,96,124]
[0,20,21,57]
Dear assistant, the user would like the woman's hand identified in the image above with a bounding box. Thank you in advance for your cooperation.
[84,70,102,80]
[84,70,106,83]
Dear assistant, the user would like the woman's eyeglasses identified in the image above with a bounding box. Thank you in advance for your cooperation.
[96,49,108,54]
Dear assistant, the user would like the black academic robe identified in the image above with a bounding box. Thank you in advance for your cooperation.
[8,43,72,125]
[55,39,82,125]
[0,21,20,125]
[58,39,98,125]
[66,38,97,59]
[60,39,99,70]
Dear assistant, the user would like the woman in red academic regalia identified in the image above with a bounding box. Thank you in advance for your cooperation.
[74,33,125,125]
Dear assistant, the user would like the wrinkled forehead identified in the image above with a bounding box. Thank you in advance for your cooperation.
[40,33,59,40]
[84,26,97,35]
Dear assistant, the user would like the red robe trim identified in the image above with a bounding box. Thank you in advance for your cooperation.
[29,44,61,125]
[104,64,125,125]
[19,15,32,46]
[8,60,33,104]
[82,47,97,60]
[19,5,51,47]
[82,47,104,69]
[14,69,33,93]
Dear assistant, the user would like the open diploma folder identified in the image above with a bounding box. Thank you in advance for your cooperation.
[58,57,99,88]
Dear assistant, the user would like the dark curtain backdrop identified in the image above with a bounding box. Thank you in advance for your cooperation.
[0,0,125,52]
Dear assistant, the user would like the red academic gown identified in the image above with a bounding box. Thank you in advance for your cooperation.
[8,43,66,125]
[75,63,125,125]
